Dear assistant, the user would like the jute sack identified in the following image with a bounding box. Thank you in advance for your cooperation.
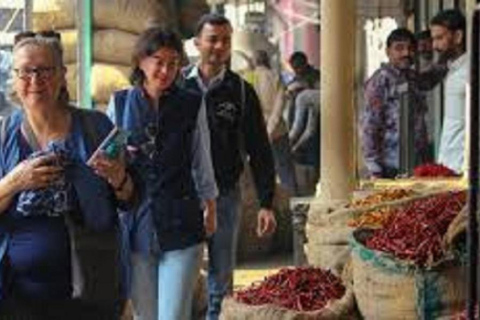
[93,29,138,66]
[58,29,77,64]
[219,288,357,320]
[65,63,130,104]
[32,0,76,31]
[32,0,167,34]
[351,228,466,320]
[237,165,274,261]
[65,63,78,101]
[305,190,454,276]
[94,0,168,34]
[304,224,352,275]
[57,29,137,66]
[91,63,130,104]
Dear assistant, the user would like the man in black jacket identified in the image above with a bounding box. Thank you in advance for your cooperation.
[181,13,276,320]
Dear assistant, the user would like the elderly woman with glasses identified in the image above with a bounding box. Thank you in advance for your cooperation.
[0,32,134,303]
[107,27,217,320]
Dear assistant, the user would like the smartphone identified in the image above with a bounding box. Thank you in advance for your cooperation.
[88,127,128,163]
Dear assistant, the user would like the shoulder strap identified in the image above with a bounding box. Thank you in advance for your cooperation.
[0,117,7,147]
[21,119,41,151]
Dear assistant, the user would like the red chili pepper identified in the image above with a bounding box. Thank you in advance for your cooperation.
[413,163,459,177]
[365,191,466,266]
[234,267,346,312]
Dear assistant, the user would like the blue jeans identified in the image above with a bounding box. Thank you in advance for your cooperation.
[207,187,241,320]
[272,134,298,195]
[131,253,158,320]
[157,243,203,320]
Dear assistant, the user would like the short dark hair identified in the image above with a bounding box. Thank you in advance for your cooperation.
[415,29,431,40]
[195,13,232,36]
[386,28,416,48]
[289,51,308,68]
[130,27,183,86]
[430,9,466,35]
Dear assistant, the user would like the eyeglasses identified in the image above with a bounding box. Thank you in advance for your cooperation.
[14,30,61,45]
[13,66,57,80]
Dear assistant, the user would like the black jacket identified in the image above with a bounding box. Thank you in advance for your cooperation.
[181,68,275,209]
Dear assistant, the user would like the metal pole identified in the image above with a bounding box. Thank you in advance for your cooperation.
[467,5,480,320]
[23,0,32,31]
[77,0,93,109]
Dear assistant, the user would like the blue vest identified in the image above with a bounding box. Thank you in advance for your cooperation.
[114,86,204,252]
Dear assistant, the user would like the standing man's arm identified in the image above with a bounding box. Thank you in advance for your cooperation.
[242,82,276,237]
[361,74,387,178]
[291,90,319,153]
[417,64,448,91]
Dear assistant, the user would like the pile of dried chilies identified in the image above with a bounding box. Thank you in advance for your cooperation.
[413,163,458,177]
[348,189,416,228]
[348,209,394,228]
[365,191,466,266]
[234,267,346,312]
[349,189,416,208]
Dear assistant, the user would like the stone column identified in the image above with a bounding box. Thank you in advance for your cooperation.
[317,0,356,201]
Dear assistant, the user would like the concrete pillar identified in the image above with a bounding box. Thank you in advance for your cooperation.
[317,0,356,201]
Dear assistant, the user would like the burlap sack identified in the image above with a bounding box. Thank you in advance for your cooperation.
[219,288,357,320]
[351,228,466,320]
[91,63,130,104]
[443,206,468,251]
[58,29,77,64]
[304,190,453,275]
[65,63,130,104]
[304,224,353,275]
[57,29,137,66]
[32,0,168,34]
[237,165,274,261]
[65,63,78,101]
[94,0,168,34]
[32,0,76,31]
[93,29,138,66]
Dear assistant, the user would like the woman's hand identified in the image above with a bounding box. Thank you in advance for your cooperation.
[6,154,63,193]
[89,152,127,189]
[89,152,134,202]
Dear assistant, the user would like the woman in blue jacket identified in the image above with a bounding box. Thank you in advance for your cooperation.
[0,33,133,302]
[107,27,217,320]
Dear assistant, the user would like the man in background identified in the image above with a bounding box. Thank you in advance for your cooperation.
[181,14,277,320]
[430,9,468,173]
[360,28,429,178]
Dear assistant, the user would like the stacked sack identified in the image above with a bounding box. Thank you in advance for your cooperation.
[350,190,467,319]
[31,0,169,111]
